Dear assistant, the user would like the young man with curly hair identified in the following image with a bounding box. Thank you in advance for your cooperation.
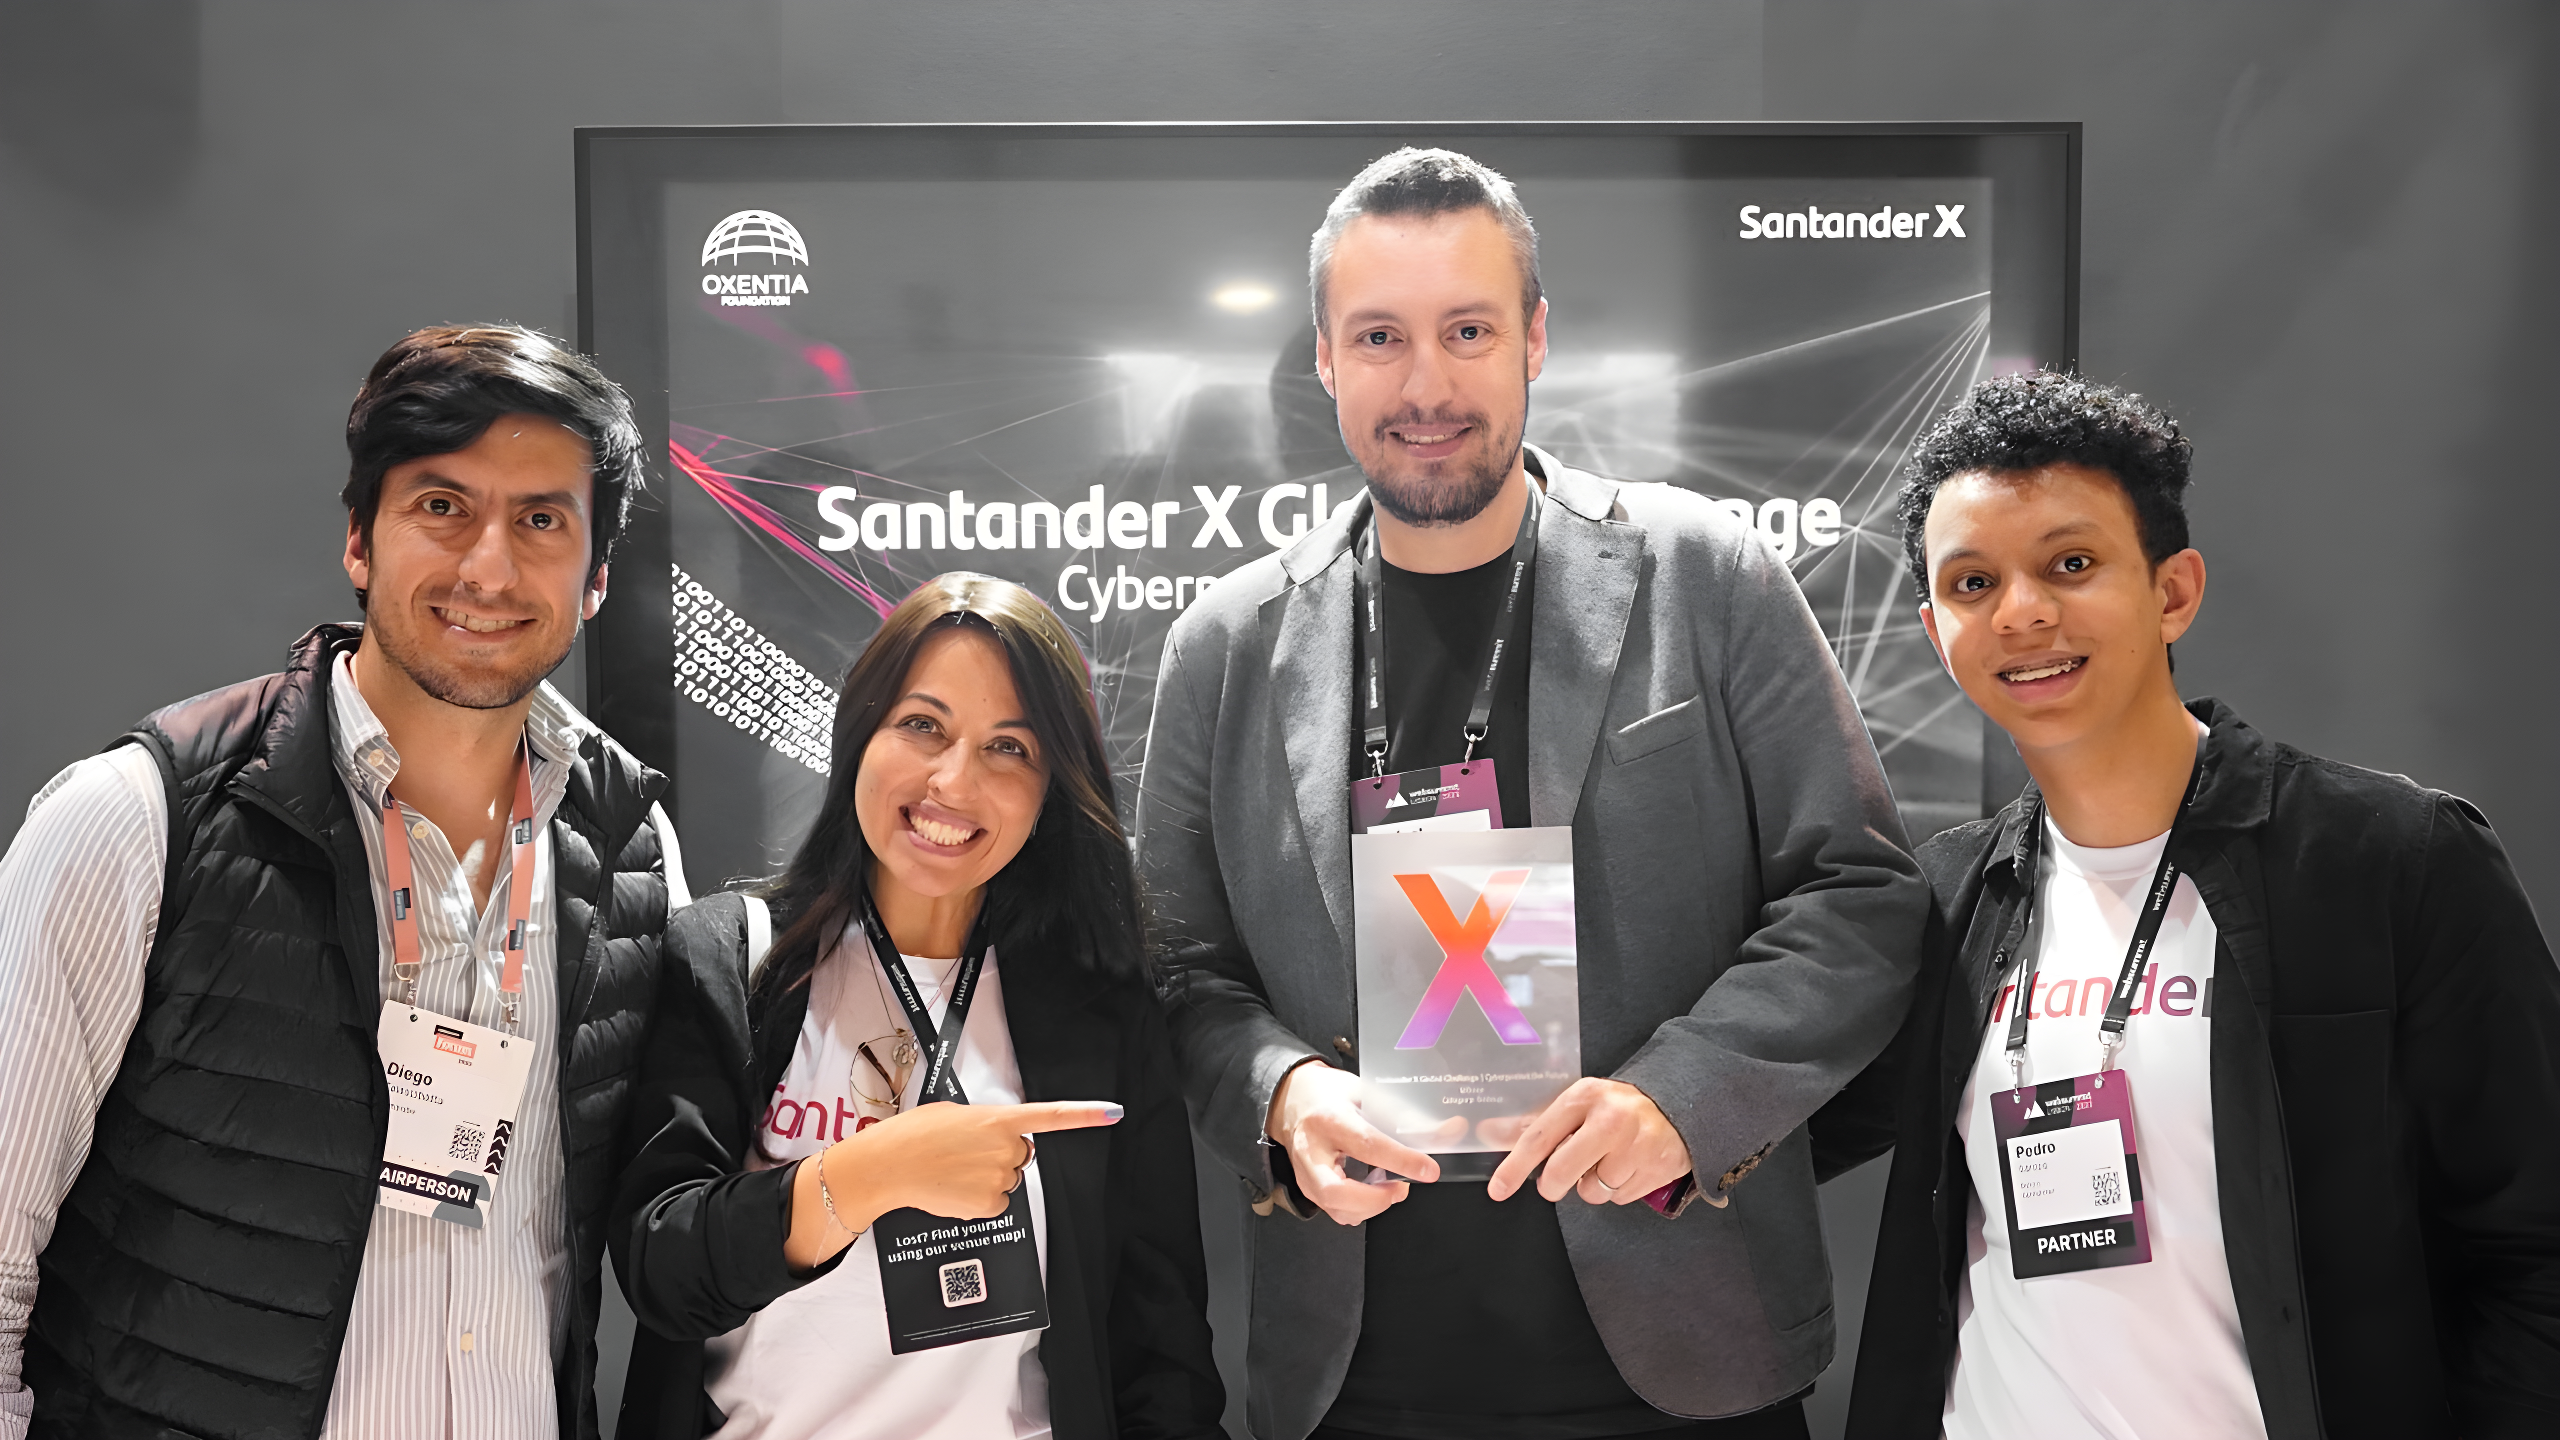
[1815,371,2560,1440]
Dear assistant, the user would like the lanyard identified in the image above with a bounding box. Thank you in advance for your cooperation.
[383,750,537,1032]
[2003,758,2205,1091]
[1354,485,1541,777]
[856,893,991,1107]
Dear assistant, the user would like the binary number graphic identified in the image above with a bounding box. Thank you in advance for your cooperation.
[673,566,836,775]
[938,1258,987,1308]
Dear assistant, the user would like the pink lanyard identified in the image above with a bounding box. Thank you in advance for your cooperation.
[383,751,537,1031]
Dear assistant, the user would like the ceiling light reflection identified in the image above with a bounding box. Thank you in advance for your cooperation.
[1211,282,1277,313]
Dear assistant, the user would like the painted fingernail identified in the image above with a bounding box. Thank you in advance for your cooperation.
[1100,1103,1125,1122]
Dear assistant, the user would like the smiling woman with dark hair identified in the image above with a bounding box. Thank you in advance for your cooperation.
[610,573,1223,1440]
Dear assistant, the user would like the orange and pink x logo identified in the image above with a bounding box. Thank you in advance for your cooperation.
[1393,868,1542,1049]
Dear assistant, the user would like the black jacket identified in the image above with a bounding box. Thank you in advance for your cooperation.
[28,623,670,1440]
[610,892,1225,1440]
[1815,698,2560,1440]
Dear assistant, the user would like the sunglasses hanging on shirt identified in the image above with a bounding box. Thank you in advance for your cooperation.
[849,1033,919,1120]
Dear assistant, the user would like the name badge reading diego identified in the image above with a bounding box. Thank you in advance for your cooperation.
[374,1002,535,1228]
[1991,1070,2151,1277]
[372,751,540,1226]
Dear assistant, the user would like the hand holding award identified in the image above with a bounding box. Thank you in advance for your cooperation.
[1265,1061,1443,1225]
[1485,1077,1691,1206]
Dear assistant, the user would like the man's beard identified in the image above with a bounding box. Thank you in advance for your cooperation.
[365,599,575,711]
[1348,402,1525,528]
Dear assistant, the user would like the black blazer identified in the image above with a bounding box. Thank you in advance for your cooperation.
[610,892,1225,1439]
[1812,699,2560,1440]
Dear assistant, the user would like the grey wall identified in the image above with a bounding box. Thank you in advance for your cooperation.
[3,4,2550,1438]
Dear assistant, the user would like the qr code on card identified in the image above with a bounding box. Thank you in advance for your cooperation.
[2091,1169,2124,1208]
[448,1125,486,1163]
[938,1258,987,1308]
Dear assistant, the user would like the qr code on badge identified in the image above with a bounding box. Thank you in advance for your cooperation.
[2091,1169,2124,1208]
[448,1125,486,1163]
[938,1258,987,1308]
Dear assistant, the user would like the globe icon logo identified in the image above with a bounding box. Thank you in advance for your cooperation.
[701,211,810,267]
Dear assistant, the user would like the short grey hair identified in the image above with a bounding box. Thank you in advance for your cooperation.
[1308,147,1542,331]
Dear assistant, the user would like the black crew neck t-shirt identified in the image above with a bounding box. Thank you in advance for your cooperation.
[1359,545,1534,826]
[1327,547,1684,1440]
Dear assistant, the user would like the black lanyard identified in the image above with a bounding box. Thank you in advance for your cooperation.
[1353,486,1541,776]
[856,894,989,1106]
[2003,758,2206,1092]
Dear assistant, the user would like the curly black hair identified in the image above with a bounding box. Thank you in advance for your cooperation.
[1896,370,2192,602]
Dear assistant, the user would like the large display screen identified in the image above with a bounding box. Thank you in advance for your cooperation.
[578,124,2078,888]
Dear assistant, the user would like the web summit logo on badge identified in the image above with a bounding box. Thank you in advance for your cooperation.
[701,210,811,307]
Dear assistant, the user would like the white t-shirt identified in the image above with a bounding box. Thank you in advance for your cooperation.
[703,924,1051,1440]
[1942,818,2267,1440]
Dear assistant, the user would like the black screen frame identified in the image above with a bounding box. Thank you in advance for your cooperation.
[575,120,2081,826]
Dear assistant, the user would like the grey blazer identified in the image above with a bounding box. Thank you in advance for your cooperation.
[1136,447,1927,1439]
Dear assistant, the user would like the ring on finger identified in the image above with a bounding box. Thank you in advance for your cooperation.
[1018,1134,1037,1168]
[1594,1171,1624,1193]
[1006,1166,1024,1195]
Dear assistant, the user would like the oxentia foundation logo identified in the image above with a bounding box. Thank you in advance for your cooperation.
[701,209,811,307]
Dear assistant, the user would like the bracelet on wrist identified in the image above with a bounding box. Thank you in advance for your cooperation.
[816,1150,863,1239]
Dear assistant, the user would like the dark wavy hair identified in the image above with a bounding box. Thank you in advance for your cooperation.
[748,573,1145,1019]
[1897,370,2193,602]
[342,325,645,604]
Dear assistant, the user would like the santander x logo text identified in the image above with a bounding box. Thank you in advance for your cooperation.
[1393,869,1542,1049]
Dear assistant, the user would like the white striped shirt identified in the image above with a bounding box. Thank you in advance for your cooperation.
[0,656,681,1439]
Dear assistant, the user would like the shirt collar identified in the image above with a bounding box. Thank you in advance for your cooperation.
[329,648,587,809]
[1985,696,2274,883]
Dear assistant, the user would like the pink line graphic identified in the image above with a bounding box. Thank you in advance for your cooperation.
[667,440,895,618]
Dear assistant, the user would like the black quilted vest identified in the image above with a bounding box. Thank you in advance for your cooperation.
[26,625,670,1440]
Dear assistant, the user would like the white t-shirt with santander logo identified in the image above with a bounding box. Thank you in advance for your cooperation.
[1942,817,2269,1440]
[702,925,1052,1440]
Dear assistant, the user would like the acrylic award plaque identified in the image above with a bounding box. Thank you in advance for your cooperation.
[1351,826,1578,1173]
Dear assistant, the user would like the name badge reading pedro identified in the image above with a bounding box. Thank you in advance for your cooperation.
[1992,1070,2151,1278]
[374,1003,535,1228]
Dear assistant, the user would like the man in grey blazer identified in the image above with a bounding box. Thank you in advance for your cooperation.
[1137,148,1926,1440]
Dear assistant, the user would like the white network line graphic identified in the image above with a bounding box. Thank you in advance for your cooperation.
[683,292,1997,794]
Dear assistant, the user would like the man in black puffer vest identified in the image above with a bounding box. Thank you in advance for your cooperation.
[0,326,683,1440]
